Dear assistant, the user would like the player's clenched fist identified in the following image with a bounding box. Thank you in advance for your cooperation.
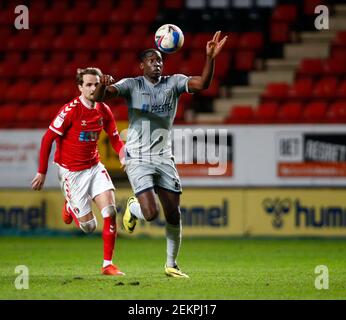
[100,75,115,86]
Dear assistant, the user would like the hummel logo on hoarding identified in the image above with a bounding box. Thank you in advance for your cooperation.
[262,198,292,228]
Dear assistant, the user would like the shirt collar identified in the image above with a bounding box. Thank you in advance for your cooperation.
[79,95,96,109]
[143,76,162,86]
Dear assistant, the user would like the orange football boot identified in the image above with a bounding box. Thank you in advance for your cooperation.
[101,264,125,276]
[62,201,73,224]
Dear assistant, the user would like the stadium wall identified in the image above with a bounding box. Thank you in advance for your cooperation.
[0,188,345,237]
[1,124,346,188]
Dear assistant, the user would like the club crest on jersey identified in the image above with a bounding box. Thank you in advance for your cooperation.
[98,117,103,126]
[81,120,87,126]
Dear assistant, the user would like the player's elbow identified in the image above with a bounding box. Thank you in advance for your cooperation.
[191,83,209,93]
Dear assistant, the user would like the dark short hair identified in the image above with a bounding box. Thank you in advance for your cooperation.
[76,67,102,85]
[139,49,162,62]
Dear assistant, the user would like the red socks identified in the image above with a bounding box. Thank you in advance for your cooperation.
[102,216,116,261]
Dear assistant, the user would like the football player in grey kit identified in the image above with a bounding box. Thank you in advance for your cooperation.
[94,31,227,278]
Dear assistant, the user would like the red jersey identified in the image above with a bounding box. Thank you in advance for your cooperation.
[47,96,123,171]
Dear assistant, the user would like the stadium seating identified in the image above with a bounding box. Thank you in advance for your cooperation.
[0,0,346,127]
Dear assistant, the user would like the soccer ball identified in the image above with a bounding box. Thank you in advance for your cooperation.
[155,24,184,54]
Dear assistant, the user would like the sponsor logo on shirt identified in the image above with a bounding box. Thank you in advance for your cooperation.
[79,131,99,142]
[151,103,172,113]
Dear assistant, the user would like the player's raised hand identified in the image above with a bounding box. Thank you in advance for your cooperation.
[31,173,46,191]
[100,75,116,86]
[206,31,228,59]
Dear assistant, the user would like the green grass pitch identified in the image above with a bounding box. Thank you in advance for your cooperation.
[0,236,345,300]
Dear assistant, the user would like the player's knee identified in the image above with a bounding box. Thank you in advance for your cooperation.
[166,209,181,225]
[142,205,159,221]
[101,205,117,218]
[80,217,97,234]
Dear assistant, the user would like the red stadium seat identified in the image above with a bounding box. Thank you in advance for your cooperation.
[337,80,346,99]
[87,9,109,24]
[200,79,220,97]
[222,32,239,50]
[333,31,346,46]
[162,52,184,75]
[60,25,82,37]
[302,101,327,122]
[0,61,19,78]
[75,35,99,51]
[52,35,77,51]
[322,59,346,76]
[163,0,184,9]
[73,0,93,10]
[6,32,33,50]
[238,32,263,50]
[288,78,314,99]
[214,52,231,79]
[330,47,346,65]
[262,83,290,100]
[18,61,43,78]
[5,81,32,102]
[313,77,338,99]
[277,102,303,123]
[42,9,64,24]
[109,9,133,24]
[38,104,60,127]
[133,7,157,24]
[39,63,65,79]
[29,81,56,102]
[49,52,70,64]
[272,4,297,22]
[255,102,279,122]
[0,105,18,127]
[191,33,215,49]
[72,52,92,65]
[83,25,103,37]
[51,81,79,102]
[98,34,123,51]
[226,105,254,123]
[36,25,58,38]
[304,0,323,15]
[16,104,42,127]
[29,36,52,51]
[298,59,323,77]
[327,101,346,122]
[270,21,291,43]
[120,33,147,51]
[2,52,22,65]
[63,8,89,24]
[234,50,255,71]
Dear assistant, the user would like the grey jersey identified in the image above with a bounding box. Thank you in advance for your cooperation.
[113,75,190,159]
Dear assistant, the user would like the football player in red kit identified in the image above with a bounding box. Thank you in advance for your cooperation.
[31,67,125,276]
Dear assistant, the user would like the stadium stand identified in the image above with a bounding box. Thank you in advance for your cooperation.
[0,0,346,127]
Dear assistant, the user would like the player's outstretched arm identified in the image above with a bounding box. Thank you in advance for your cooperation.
[187,31,227,93]
[31,129,57,191]
[94,75,118,102]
